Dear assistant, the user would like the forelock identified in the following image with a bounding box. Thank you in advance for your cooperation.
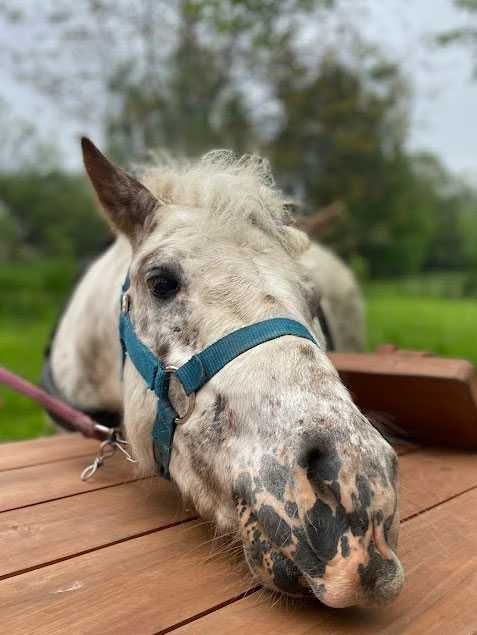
[138,150,309,256]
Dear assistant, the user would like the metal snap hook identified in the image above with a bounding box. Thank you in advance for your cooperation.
[80,457,103,481]
[80,431,136,481]
[112,435,137,463]
[80,438,115,481]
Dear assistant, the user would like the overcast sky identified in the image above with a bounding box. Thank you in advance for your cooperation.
[361,0,477,183]
[1,0,476,180]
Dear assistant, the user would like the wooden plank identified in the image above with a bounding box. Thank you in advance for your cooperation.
[0,521,252,634]
[0,444,466,587]
[0,454,137,513]
[0,447,476,633]
[392,440,420,456]
[0,445,416,583]
[173,487,477,635]
[329,351,475,382]
[0,432,414,472]
[399,448,477,519]
[0,479,196,579]
[0,434,98,472]
[329,352,477,449]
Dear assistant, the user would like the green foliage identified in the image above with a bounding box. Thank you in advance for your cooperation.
[456,0,477,8]
[460,205,477,268]
[463,270,477,296]
[0,99,62,173]
[0,171,109,260]
[0,259,77,322]
[0,0,477,276]
[438,1,477,75]
[106,2,257,160]
[268,51,442,276]
[0,202,21,261]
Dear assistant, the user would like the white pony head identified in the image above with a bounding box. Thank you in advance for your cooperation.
[81,138,403,608]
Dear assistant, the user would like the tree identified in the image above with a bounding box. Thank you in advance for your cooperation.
[0,200,21,261]
[266,41,437,276]
[105,1,257,160]
[0,170,108,260]
[0,99,60,174]
[438,0,477,75]
[0,0,337,159]
[3,0,473,278]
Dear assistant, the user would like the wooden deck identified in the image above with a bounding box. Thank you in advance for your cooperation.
[1,435,477,634]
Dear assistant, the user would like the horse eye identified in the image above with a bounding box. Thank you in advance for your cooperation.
[147,271,180,299]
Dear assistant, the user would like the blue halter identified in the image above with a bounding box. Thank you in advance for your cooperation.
[119,276,320,478]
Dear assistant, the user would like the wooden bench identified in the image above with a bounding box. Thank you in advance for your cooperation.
[1,434,477,633]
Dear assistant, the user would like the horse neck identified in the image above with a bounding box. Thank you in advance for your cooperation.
[50,237,131,412]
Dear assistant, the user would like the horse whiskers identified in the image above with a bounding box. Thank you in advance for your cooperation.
[205,535,243,552]
[202,545,244,564]
[171,518,216,539]
[173,530,242,566]
[240,576,263,598]
[192,530,239,551]
[270,590,284,608]
[208,532,243,553]
[249,586,272,610]
[218,572,259,599]
[211,525,241,542]
[198,539,244,564]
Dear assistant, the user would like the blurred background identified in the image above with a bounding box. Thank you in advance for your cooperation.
[1,0,477,441]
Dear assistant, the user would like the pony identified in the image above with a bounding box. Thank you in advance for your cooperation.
[43,138,403,608]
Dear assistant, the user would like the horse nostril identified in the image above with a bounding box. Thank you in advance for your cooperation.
[305,449,321,477]
[300,444,341,486]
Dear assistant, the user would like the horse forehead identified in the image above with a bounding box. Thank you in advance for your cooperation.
[137,201,287,258]
[133,214,196,259]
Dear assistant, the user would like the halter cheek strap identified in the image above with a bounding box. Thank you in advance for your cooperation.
[119,276,320,478]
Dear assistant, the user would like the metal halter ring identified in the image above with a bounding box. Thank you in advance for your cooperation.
[165,366,195,424]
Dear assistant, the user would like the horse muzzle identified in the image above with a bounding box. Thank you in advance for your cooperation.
[233,447,404,608]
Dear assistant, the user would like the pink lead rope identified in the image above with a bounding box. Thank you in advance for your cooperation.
[0,366,110,440]
[0,366,136,479]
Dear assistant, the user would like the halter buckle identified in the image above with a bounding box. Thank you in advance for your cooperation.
[121,292,130,313]
[165,366,195,424]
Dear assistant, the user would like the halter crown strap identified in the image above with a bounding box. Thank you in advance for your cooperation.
[119,276,320,478]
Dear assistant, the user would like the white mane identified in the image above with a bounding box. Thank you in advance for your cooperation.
[140,150,309,255]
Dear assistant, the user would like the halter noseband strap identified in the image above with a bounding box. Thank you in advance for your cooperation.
[119,276,320,478]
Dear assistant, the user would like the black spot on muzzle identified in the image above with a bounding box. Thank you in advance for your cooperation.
[258,455,290,500]
[257,505,293,547]
[304,497,348,562]
[270,552,309,595]
[358,542,399,602]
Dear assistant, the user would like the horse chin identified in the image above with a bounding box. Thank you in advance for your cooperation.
[241,536,311,598]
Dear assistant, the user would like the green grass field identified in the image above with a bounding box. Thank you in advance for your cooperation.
[0,261,76,442]
[1,263,477,442]
[366,281,477,362]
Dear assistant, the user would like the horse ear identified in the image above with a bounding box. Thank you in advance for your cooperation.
[81,137,159,242]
